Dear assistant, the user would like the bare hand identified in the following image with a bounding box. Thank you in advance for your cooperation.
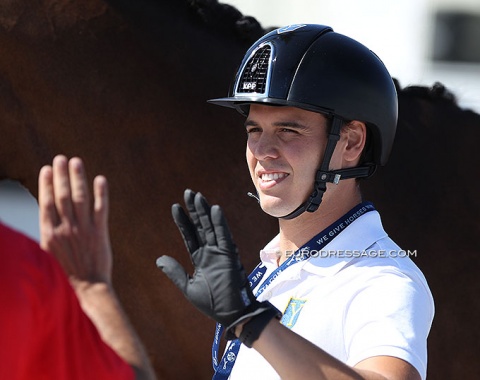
[39,155,112,287]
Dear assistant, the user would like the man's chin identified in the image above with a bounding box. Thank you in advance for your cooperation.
[259,198,299,219]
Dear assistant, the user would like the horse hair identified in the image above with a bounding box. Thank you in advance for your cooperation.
[187,0,266,42]
[394,78,458,106]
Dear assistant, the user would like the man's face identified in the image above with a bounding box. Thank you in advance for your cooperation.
[245,104,329,217]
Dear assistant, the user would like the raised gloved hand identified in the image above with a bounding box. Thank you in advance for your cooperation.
[156,189,278,339]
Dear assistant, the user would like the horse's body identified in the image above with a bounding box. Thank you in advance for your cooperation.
[0,1,478,378]
[362,82,480,379]
[0,1,273,378]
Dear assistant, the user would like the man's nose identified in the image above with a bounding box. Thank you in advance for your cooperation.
[249,133,280,160]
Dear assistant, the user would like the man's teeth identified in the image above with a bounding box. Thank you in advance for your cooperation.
[261,173,288,181]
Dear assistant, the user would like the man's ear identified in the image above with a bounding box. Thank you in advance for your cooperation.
[343,121,367,165]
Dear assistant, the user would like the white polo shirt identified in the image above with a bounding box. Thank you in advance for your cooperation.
[229,210,434,380]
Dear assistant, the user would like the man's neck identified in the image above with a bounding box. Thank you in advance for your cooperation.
[276,182,362,265]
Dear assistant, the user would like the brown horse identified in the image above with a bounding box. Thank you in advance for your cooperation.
[0,1,274,378]
[1,1,479,378]
[362,80,480,379]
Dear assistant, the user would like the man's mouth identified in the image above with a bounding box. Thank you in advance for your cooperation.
[260,172,289,181]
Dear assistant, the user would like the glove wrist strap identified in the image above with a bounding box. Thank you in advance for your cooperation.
[238,304,281,348]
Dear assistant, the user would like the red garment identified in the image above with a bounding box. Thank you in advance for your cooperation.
[0,222,134,380]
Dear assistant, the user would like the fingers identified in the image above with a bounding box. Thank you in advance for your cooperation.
[184,189,207,246]
[39,154,101,247]
[172,203,199,254]
[93,175,109,234]
[176,190,231,251]
[69,157,91,230]
[194,193,217,246]
[44,155,95,227]
[38,164,58,250]
[52,155,75,222]
[180,190,222,247]
[210,205,236,252]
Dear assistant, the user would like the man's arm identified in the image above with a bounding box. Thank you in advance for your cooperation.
[39,155,156,380]
[158,190,421,380]
[244,318,421,380]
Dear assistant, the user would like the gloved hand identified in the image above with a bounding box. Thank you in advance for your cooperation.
[156,189,277,338]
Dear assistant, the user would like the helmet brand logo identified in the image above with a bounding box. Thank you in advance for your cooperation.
[242,82,257,90]
[235,43,272,95]
[277,24,307,34]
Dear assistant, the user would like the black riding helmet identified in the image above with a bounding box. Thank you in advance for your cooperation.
[209,24,398,219]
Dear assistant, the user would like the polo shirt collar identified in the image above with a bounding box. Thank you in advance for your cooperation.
[259,210,388,277]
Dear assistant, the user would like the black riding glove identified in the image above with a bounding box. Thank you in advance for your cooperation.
[156,189,279,339]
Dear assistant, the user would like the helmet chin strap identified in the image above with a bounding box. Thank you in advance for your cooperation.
[247,116,375,220]
[279,116,374,220]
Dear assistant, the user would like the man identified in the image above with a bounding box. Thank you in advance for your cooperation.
[0,155,156,380]
[157,24,434,379]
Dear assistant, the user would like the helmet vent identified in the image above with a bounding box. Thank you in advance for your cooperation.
[236,44,272,95]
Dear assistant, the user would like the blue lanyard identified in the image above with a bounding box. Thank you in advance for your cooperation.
[212,202,375,379]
